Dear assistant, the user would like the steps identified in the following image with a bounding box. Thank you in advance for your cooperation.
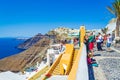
[72,49,79,65]
[49,49,79,76]
[51,49,79,76]
[52,63,60,75]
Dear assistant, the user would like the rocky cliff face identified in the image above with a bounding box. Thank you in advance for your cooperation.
[0,27,69,72]
[0,37,52,72]
[17,33,45,49]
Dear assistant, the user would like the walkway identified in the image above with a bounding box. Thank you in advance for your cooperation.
[92,46,120,80]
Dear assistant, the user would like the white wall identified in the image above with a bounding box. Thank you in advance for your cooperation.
[76,44,89,80]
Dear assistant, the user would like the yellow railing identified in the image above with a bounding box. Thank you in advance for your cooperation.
[67,26,86,80]
[28,65,49,80]
[41,44,74,80]
[80,26,85,46]
[72,49,79,63]
[41,53,63,80]
[46,54,63,74]
[67,44,83,80]
[60,44,74,75]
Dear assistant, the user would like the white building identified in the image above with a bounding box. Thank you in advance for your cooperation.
[105,18,116,34]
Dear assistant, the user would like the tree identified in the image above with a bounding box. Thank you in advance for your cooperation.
[107,0,120,38]
[101,27,108,34]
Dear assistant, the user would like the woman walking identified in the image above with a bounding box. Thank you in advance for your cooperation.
[106,34,112,51]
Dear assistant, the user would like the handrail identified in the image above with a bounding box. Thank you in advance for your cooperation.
[41,53,63,80]
[60,44,74,75]
[28,65,49,80]
[68,44,89,80]
[67,43,83,80]
[46,53,63,74]
[80,26,85,46]
[68,26,88,80]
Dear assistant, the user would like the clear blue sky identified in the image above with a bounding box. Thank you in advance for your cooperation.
[0,0,115,37]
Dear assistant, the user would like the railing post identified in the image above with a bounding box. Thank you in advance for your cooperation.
[80,26,86,46]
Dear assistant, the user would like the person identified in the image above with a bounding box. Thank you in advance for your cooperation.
[97,33,103,51]
[84,35,89,53]
[59,41,66,53]
[73,37,79,48]
[88,32,94,50]
[87,53,92,65]
[87,51,98,67]
[106,34,112,51]
[88,32,95,55]
[112,33,115,41]
[85,33,96,63]
[103,34,107,46]
[95,35,98,47]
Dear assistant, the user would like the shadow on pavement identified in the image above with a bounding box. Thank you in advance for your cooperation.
[93,54,101,56]
[106,50,114,52]
[88,64,95,80]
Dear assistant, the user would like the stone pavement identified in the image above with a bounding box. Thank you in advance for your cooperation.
[89,46,120,80]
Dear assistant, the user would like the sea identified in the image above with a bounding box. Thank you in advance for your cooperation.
[0,38,25,59]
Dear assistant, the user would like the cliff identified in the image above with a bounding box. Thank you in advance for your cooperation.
[0,27,70,72]
[17,33,45,49]
[0,37,52,72]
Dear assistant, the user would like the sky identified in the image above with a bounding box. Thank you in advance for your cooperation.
[0,0,115,37]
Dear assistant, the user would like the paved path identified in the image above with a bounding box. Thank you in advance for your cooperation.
[90,47,120,80]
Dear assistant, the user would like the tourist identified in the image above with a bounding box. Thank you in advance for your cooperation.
[74,38,79,45]
[73,37,79,47]
[84,35,89,53]
[95,35,98,47]
[106,34,112,51]
[103,34,107,46]
[59,41,66,53]
[88,32,95,55]
[112,33,115,41]
[87,51,98,67]
[87,52,92,65]
[97,33,103,51]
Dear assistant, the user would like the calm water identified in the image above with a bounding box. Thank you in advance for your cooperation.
[0,38,25,59]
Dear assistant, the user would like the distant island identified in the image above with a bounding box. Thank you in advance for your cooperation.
[16,37,29,40]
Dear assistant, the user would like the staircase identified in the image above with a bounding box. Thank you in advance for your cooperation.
[72,49,79,66]
[52,63,60,75]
